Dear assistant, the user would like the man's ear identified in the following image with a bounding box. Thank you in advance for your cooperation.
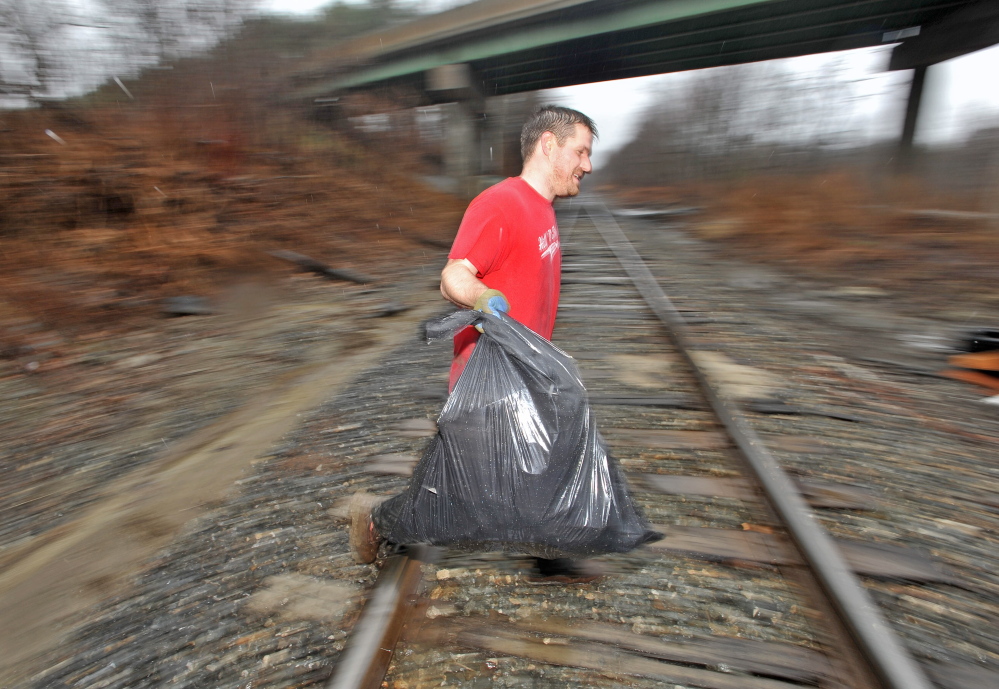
[539,131,557,158]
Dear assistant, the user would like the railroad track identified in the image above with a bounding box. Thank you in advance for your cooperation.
[327,200,940,689]
[26,198,996,689]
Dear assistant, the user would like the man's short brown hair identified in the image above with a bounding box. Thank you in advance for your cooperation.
[520,105,597,163]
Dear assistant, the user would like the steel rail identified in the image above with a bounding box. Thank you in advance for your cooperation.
[331,199,933,688]
[583,200,934,689]
[326,546,437,689]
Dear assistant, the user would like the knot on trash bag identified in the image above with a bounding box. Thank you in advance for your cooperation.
[424,309,489,342]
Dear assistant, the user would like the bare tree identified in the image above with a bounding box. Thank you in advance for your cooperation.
[0,0,259,107]
[0,0,74,103]
[604,58,875,185]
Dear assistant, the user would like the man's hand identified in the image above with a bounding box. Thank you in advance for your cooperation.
[473,289,510,317]
[472,289,509,333]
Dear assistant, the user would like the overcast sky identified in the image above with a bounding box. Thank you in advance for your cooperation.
[262,0,999,161]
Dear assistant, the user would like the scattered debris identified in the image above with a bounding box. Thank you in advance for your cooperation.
[611,207,700,218]
[366,302,411,318]
[116,353,163,369]
[949,350,999,371]
[367,453,418,476]
[44,129,66,145]
[245,574,359,622]
[161,296,214,317]
[942,348,999,391]
[828,286,890,299]
[689,351,781,400]
[392,417,437,437]
[269,250,374,284]
[607,353,675,390]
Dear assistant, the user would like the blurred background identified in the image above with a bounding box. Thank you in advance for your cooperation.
[1,0,996,337]
[2,2,998,681]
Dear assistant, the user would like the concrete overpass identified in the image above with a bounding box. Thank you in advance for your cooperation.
[298,0,999,183]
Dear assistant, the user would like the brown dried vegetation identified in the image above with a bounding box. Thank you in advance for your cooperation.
[615,173,999,312]
[0,98,465,365]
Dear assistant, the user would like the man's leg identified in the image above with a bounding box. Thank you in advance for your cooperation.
[348,491,410,564]
[371,493,403,536]
[530,557,605,584]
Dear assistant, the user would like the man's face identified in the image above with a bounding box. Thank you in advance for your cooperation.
[548,124,593,197]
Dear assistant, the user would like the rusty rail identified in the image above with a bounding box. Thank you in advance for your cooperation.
[585,200,933,689]
[331,199,934,689]
[326,546,438,689]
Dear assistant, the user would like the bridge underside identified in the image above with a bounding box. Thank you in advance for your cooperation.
[297,0,998,190]
[301,0,997,98]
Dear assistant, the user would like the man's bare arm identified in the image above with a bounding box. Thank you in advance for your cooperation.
[440,258,489,308]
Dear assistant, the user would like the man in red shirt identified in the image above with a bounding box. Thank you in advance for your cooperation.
[439,105,594,389]
[352,106,599,581]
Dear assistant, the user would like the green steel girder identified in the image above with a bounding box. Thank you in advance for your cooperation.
[298,0,988,98]
[301,0,781,96]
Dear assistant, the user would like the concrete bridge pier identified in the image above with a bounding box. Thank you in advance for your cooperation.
[440,100,485,196]
[427,64,488,197]
[426,64,536,197]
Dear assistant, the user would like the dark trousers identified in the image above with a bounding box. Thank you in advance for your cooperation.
[371,492,404,539]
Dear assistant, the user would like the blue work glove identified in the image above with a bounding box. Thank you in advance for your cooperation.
[473,289,509,332]
[473,289,510,316]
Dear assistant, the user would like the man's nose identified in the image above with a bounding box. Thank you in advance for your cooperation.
[580,155,592,173]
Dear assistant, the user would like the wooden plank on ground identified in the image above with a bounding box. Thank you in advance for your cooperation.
[761,435,830,454]
[605,428,729,450]
[643,475,877,510]
[796,479,878,510]
[836,541,959,584]
[607,429,828,454]
[643,475,756,500]
[926,660,999,689]
[647,526,957,584]
[647,526,799,565]
[428,619,808,689]
[515,618,836,685]
[589,394,707,410]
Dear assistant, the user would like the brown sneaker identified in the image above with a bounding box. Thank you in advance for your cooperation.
[348,492,383,564]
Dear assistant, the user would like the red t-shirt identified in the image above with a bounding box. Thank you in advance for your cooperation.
[447,176,561,389]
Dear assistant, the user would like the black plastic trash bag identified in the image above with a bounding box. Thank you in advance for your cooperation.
[377,309,661,558]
